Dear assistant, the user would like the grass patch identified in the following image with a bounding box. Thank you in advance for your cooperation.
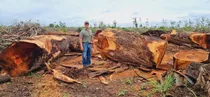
[125,79,132,85]
[117,90,128,96]
[63,93,69,97]
[27,72,41,78]
[140,73,175,97]
[82,81,87,88]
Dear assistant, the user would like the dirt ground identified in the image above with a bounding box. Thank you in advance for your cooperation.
[0,54,208,97]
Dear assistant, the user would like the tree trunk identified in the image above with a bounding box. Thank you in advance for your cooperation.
[160,30,210,50]
[0,34,80,77]
[96,29,168,68]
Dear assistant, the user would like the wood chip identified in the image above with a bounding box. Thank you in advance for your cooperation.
[99,76,109,85]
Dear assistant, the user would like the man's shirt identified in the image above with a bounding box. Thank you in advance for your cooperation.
[80,28,93,43]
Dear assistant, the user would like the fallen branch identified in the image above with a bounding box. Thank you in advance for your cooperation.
[133,69,149,81]
[173,70,194,85]
[52,69,81,84]
[185,86,198,97]
[88,64,121,78]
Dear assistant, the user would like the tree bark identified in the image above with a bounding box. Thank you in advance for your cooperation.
[96,29,168,68]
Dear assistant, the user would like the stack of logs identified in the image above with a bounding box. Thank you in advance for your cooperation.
[0,28,210,95]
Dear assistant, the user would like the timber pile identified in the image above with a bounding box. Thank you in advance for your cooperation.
[0,28,210,95]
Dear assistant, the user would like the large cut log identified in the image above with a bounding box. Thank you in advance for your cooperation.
[96,29,168,68]
[160,30,210,50]
[0,34,80,77]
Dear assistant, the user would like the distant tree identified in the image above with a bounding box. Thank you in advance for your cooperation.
[59,21,66,28]
[49,23,54,27]
[139,18,143,28]
[55,24,60,28]
[146,18,149,27]
[113,20,117,28]
[99,21,106,29]
[94,23,97,28]
[133,18,138,28]
[170,21,176,28]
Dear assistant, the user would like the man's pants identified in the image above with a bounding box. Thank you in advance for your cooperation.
[82,42,92,66]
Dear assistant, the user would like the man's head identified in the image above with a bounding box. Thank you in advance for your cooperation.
[84,21,89,29]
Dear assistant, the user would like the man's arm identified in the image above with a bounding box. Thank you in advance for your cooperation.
[79,31,83,51]
[91,30,94,44]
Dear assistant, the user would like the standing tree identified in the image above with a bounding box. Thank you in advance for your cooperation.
[94,23,97,28]
[139,18,143,28]
[113,20,117,28]
[133,18,138,28]
[59,21,66,28]
[49,23,55,27]
[99,21,106,29]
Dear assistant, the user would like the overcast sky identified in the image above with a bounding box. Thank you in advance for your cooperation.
[0,0,210,27]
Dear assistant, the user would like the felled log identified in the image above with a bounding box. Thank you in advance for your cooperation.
[96,29,167,68]
[141,30,168,37]
[0,34,80,78]
[160,30,210,50]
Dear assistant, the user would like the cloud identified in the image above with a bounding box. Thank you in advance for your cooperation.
[0,0,210,26]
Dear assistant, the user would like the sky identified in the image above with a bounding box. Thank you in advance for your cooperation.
[0,0,210,27]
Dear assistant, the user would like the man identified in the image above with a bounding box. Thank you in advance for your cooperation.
[79,21,94,67]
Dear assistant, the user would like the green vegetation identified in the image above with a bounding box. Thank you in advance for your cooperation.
[1,17,210,34]
[44,17,210,34]
[125,79,132,85]
[82,81,87,88]
[117,90,128,96]
[27,72,41,78]
[140,73,175,97]
[62,93,69,97]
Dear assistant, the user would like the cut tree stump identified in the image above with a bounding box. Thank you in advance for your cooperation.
[96,29,168,68]
[173,50,209,70]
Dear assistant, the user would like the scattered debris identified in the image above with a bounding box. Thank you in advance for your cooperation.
[88,64,121,78]
[99,76,109,85]
[195,64,210,95]
[52,69,81,84]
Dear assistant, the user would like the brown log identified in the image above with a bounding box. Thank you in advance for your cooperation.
[96,29,168,68]
[0,34,80,77]
[160,30,210,50]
